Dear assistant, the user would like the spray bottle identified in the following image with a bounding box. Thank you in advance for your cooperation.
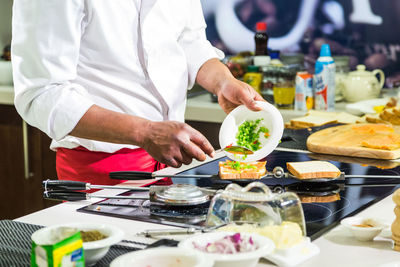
[314,44,335,110]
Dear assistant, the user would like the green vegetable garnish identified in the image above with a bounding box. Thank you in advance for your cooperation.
[236,119,269,151]
[226,161,257,171]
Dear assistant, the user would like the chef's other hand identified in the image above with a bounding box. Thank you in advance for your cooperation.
[217,77,265,114]
[141,121,215,168]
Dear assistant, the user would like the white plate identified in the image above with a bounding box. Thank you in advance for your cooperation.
[378,262,400,267]
[345,98,389,116]
[263,237,320,267]
[110,247,214,267]
[219,101,284,162]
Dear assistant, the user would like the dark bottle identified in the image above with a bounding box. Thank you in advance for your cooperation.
[254,22,269,56]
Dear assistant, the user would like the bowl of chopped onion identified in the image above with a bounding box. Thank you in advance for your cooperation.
[178,232,275,267]
[219,101,284,162]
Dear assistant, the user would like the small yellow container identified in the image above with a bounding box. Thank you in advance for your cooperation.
[273,86,295,108]
[243,65,262,94]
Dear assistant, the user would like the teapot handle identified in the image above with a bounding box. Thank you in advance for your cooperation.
[373,69,385,89]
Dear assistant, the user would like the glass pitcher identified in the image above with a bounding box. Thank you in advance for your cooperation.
[205,182,306,235]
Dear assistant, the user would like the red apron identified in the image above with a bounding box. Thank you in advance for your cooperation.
[56,146,171,186]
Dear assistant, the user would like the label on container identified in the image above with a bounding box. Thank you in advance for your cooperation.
[295,72,314,111]
[31,227,85,267]
[314,60,335,111]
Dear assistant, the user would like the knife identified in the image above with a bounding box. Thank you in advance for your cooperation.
[109,171,219,180]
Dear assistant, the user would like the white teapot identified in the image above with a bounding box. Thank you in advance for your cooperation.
[340,64,385,102]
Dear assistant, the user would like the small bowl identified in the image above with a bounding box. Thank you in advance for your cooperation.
[341,216,386,241]
[32,222,124,266]
[179,232,275,267]
[110,247,214,267]
[219,101,284,162]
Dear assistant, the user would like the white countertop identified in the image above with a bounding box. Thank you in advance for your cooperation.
[0,85,13,105]
[15,150,400,267]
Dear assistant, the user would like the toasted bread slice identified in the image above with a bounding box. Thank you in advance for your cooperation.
[219,160,266,179]
[379,109,400,125]
[299,193,340,203]
[366,113,389,124]
[392,106,400,116]
[286,161,341,179]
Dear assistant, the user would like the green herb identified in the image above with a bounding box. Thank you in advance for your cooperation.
[226,161,257,171]
[236,119,269,151]
[228,161,242,170]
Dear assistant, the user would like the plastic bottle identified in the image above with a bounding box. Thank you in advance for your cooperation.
[254,22,269,56]
[243,65,263,94]
[270,51,283,67]
[314,44,335,111]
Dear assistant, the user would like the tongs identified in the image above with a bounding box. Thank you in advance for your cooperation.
[43,190,149,201]
[43,179,149,191]
[42,179,150,202]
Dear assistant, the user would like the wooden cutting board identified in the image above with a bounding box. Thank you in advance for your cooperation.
[307,124,400,160]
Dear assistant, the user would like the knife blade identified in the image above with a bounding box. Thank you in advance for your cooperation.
[109,171,219,180]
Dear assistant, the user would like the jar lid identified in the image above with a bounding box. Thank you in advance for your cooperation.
[349,64,373,77]
[253,55,271,67]
[247,65,260,72]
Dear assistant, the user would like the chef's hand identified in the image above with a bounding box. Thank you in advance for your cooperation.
[195,58,265,114]
[217,76,265,114]
[141,121,215,168]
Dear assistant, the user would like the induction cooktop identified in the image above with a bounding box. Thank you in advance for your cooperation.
[78,150,400,240]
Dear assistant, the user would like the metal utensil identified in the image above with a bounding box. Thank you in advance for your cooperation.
[109,171,219,180]
[43,190,149,201]
[44,184,216,205]
[42,179,149,191]
[271,166,400,182]
[136,224,227,237]
[223,145,254,155]
[275,181,400,196]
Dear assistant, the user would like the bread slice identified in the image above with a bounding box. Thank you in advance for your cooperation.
[286,161,341,179]
[290,115,337,128]
[289,111,360,128]
[299,193,340,203]
[365,113,389,124]
[335,112,361,124]
[379,108,400,125]
[219,160,266,179]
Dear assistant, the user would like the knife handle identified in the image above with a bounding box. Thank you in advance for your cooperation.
[109,171,153,180]
[43,179,89,190]
[43,191,88,201]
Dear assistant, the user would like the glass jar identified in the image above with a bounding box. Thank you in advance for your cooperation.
[333,56,350,101]
[260,66,278,104]
[273,67,296,109]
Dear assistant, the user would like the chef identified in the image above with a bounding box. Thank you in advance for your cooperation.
[11,0,264,185]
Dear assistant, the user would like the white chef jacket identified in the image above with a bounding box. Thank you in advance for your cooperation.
[11,0,223,153]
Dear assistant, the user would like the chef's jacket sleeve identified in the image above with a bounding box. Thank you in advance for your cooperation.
[11,0,94,141]
[178,0,225,89]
